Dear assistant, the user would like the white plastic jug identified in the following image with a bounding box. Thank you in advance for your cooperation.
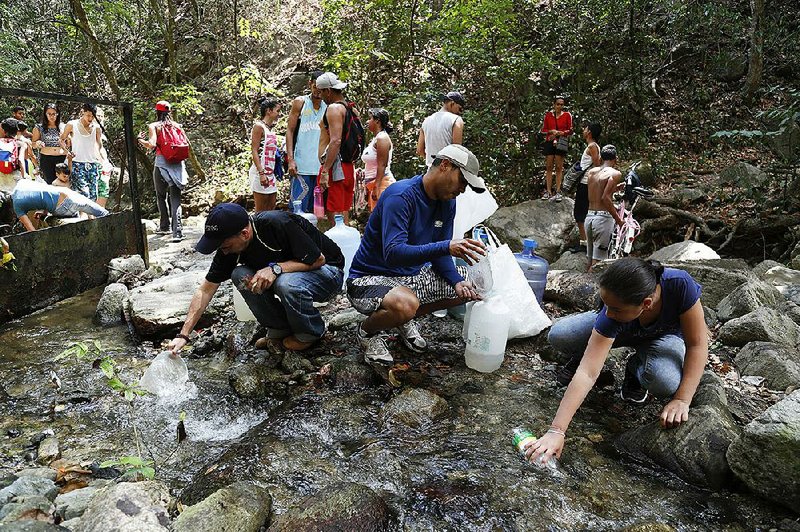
[292,200,318,227]
[463,297,511,373]
[233,289,256,322]
[324,214,361,288]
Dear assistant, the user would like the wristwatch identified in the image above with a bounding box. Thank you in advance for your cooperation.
[269,262,282,276]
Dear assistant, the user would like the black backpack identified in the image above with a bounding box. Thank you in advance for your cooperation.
[335,102,365,163]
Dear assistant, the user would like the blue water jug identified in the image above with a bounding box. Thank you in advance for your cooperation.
[514,238,548,305]
[324,215,361,288]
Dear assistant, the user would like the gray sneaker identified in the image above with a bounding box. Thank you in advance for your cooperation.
[553,192,563,202]
[358,325,393,366]
[396,320,427,353]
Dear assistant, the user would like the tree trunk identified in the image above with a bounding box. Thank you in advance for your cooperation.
[165,0,178,84]
[68,0,121,100]
[743,0,765,103]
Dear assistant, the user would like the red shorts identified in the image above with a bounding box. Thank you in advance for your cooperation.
[319,161,355,213]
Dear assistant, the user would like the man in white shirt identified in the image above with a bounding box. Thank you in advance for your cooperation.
[416,91,465,167]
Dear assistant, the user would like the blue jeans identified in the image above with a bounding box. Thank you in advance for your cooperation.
[291,174,316,213]
[231,265,343,342]
[548,311,686,398]
[54,191,109,218]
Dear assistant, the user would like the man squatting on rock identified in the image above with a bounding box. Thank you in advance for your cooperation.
[346,144,487,366]
[168,203,345,354]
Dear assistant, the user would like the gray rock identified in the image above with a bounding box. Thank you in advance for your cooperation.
[785,285,800,306]
[760,265,800,294]
[381,388,448,429]
[173,481,271,532]
[736,342,800,391]
[329,358,377,389]
[76,481,171,532]
[660,259,753,308]
[15,469,56,482]
[778,300,800,327]
[484,199,575,262]
[107,255,146,284]
[718,162,768,188]
[648,241,720,262]
[615,372,739,489]
[36,437,60,466]
[281,351,314,374]
[702,305,718,329]
[0,522,68,531]
[727,390,800,511]
[228,364,290,398]
[718,307,800,347]
[715,279,783,322]
[60,518,81,530]
[0,476,59,505]
[54,486,99,521]
[94,283,128,326]
[752,260,783,278]
[269,482,389,532]
[544,270,598,311]
[328,309,363,329]
[550,251,590,272]
[0,495,55,523]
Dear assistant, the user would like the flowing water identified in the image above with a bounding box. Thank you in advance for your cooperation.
[0,289,794,530]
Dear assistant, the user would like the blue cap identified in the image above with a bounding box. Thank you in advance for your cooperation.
[523,238,538,249]
[195,203,250,254]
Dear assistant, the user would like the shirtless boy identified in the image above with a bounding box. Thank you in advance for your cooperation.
[584,144,623,271]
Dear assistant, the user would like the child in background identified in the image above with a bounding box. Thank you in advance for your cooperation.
[52,163,71,188]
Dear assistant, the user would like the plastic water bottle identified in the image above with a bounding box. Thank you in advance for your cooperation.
[513,238,549,305]
[292,200,318,227]
[463,297,510,373]
[313,186,325,220]
[324,214,361,288]
[511,427,559,469]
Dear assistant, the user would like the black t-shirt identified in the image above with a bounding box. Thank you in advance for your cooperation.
[205,211,344,284]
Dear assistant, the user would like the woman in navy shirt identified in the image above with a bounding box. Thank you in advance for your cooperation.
[526,258,708,464]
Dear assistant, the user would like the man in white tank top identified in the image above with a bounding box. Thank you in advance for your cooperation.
[416,91,465,167]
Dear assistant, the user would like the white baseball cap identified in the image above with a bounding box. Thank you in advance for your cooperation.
[434,144,486,193]
[315,72,347,90]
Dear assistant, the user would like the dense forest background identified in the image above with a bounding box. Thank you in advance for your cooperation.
[1,0,799,256]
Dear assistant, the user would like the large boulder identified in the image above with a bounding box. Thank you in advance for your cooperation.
[94,283,129,326]
[380,388,449,429]
[544,270,598,311]
[760,265,800,295]
[484,199,574,262]
[268,482,389,532]
[76,481,171,532]
[615,372,739,489]
[107,255,146,284]
[718,307,800,347]
[648,241,720,261]
[718,162,768,188]
[549,251,590,272]
[736,342,800,391]
[715,279,783,322]
[173,481,271,532]
[660,259,753,308]
[0,476,59,505]
[727,390,800,511]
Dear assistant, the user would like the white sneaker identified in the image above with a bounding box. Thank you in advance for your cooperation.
[396,320,427,353]
[358,325,393,366]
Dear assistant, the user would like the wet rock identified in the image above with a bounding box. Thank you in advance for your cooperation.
[718,307,800,347]
[381,388,449,429]
[0,495,55,523]
[0,477,58,505]
[36,437,60,466]
[615,372,739,489]
[328,308,363,329]
[718,162,768,188]
[15,469,56,482]
[736,342,800,390]
[484,199,574,262]
[550,251,589,272]
[659,259,753,307]
[281,351,314,374]
[648,241,720,261]
[107,255,146,284]
[715,279,782,322]
[54,486,99,521]
[329,357,377,389]
[621,524,676,532]
[77,481,171,532]
[544,270,598,311]
[727,389,800,512]
[228,364,290,398]
[94,283,129,326]
[269,482,389,532]
[173,481,271,532]
[127,271,220,337]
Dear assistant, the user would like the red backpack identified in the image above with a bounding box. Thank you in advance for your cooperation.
[157,122,190,164]
[0,137,19,174]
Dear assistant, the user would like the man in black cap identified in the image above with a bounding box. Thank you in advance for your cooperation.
[416,91,465,168]
[168,203,345,353]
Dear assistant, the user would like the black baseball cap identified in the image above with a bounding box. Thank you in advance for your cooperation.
[195,203,250,254]
[443,91,466,107]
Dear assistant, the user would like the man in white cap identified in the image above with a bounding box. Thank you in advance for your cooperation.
[315,71,363,224]
[346,144,487,366]
[416,91,465,168]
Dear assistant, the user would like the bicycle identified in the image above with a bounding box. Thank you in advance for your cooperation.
[608,161,655,259]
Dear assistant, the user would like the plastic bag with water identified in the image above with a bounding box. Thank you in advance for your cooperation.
[139,351,189,396]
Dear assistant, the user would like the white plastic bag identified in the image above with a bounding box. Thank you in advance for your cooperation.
[452,187,499,239]
[140,351,189,396]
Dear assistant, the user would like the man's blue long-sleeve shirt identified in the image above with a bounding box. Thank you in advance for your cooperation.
[349,175,462,286]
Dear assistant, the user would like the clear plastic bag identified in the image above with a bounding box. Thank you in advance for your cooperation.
[139,351,189,396]
[466,253,494,296]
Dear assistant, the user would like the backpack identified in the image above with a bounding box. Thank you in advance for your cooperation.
[0,138,19,174]
[336,102,365,163]
[157,122,190,164]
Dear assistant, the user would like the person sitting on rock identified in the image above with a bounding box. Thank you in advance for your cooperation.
[347,144,486,367]
[168,203,345,354]
[10,177,108,232]
[525,258,708,465]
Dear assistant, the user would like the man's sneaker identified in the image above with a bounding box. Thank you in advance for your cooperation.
[358,325,393,366]
[396,320,427,353]
[541,191,551,201]
[553,192,563,202]
[620,363,649,403]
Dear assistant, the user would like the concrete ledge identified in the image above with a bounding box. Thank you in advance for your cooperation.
[0,212,140,324]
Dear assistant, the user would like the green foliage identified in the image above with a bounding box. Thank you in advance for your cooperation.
[54,340,103,362]
[100,455,155,480]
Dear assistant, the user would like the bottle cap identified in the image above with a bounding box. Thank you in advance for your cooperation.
[523,238,538,249]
